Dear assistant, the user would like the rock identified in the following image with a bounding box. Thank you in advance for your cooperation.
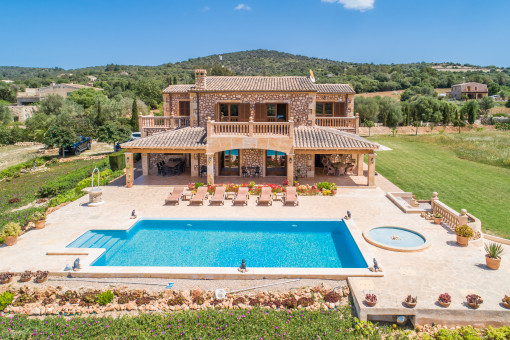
[190,287,203,299]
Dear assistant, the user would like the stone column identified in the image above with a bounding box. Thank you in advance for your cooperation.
[355,154,364,176]
[190,153,199,177]
[287,154,295,184]
[206,152,214,185]
[367,153,376,187]
[141,153,149,176]
[125,152,134,188]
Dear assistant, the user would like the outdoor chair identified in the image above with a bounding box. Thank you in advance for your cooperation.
[233,187,250,206]
[199,166,207,177]
[283,186,299,206]
[209,186,226,205]
[256,186,273,206]
[254,166,261,178]
[165,187,184,205]
[241,166,249,177]
[189,186,208,205]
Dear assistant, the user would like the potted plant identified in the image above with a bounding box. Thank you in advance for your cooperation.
[438,293,451,308]
[433,213,442,225]
[403,295,417,308]
[187,183,195,190]
[502,295,510,309]
[364,293,377,307]
[31,211,47,230]
[19,270,33,283]
[466,294,483,309]
[0,222,22,246]
[35,270,49,283]
[484,242,504,270]
[454,225,473,247]
[0,272,14,284]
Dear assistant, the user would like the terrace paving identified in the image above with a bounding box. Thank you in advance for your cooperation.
[0,171,509,326]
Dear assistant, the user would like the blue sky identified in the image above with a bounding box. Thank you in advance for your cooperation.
[1,0,508,68]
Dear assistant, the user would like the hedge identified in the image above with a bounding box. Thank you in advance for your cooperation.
[0,156,51,180]
[108,150,126,171]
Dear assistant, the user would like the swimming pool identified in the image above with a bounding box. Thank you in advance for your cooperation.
[67,219,367,269]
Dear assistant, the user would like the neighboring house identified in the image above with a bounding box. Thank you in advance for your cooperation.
[450,82,488,100]
[1,79,14,83]
[16,83,103,105]
[8,105,37,122]
[86,75,97,82]
[121,69,378,187]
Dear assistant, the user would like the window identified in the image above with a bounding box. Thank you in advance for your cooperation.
[316,102,333,116]
[265,103,287,122]
[267,104,276,119]
[179,101,190,116]
[219,103,239,122]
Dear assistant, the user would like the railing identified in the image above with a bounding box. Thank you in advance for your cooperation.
[207,119,293,138]
[430,193,479,233]
[139,115,190,135]
[315,115,359,134]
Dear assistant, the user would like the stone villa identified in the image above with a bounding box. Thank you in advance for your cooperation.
[122,69,379,186]
[450,82,488,100]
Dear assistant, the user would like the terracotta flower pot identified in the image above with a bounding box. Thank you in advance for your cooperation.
[404,301,417,308]
[364,300,376,307]
[433,217,442,225]
[503,302,510,309]
[19,275,32,283]
[468,302,480,309]
[35,220,46,230]
[1,277,13,284]
[4,236,18,246]
[35,277,48,283]
[438,301,450,308]
[456,235,469,247]
[485,255,501,270]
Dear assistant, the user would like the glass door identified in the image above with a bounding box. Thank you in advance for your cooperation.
[219,104,239,122]
[220,150,239,176]
[266,150,286,176]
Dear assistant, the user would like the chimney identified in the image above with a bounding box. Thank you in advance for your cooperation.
[195,69,207,90]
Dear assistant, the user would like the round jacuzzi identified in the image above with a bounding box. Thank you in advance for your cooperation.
[363,226,430,252]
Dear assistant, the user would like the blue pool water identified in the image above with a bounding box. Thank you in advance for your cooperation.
[368,227,426,248]
[67,219,367,268]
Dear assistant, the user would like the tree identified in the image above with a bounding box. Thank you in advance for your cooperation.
[134,79,163,109]
[411,120,421,135]
[354,97,379,123]
[506,98,510,108]
[130,97,139,132]
[0,82,17,103]
[400,85,436,102]
[478,96,495,116]
[0,105,12,125]
[97,121,131,151]
[440,101,457,125]
[488,82,500,96]
[67,88,106,109]
[38,94,66,116]
[364,120,375,137]
[460,100,479,124]
[453,119,466,134]
[43,125,78,158]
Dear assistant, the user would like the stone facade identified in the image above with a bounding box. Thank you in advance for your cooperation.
[164,93,191,116]
[241,149,264,172]
[294,154,314,178]
[315,93,354,117]
[8,105,37,122]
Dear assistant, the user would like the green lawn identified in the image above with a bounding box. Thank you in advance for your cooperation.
[370,132,510,238]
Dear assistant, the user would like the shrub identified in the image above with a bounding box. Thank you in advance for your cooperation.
[167,294,186,306]
[484,242,504,259]
[454,225,474,238]
[30,211,46,222]
[317,182,332,191]
[324,291,341,303]
[97,290,114,306]
[297,297,314,307]
[281,297,297,309]
[0,157,50,180]
[194,182,204,189]
[108,151,126,171]
[0,222,22,238]
[0,292,14,311]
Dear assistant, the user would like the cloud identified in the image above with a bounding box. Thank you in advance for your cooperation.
[322,0,374,12]
[201,6,210,12]
[235,3,252,11]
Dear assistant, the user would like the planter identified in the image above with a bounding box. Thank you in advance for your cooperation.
[364,300,377,307]
[404,301,417,308]
[35,277,48,283]
[1,277,13,284]
[19,276,32,283]
[468,303,480,309]
[35,220,46,229]
[485,255,501,270]
[433,217,442,225]
[503,302,510,309]
[456,235,469,247]
[438,301,450,308]
[4,236,18,246]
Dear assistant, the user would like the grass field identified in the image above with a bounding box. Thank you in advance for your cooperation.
[370,132,510,238]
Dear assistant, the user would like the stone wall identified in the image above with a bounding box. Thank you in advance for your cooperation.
[8,105,37,122]
[194,92,315,127]
[241,149,264,171]
[294,154,313,178]
[164,93,191,116]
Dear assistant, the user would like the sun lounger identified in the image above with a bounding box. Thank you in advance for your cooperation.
[165,187,184,205]
[233,187,250,206]
[209,186,226,205]
[256,186,273,206]
[189,186,208,205]
[283,186,299,206]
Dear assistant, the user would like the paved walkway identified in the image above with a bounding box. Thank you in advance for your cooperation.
[1,171,508,326]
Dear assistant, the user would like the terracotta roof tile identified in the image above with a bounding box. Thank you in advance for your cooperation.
[294,126,378,150]
[193,76,317,92]
[315,84,355,94]
[120,127,207,149]
[162,84,194,94]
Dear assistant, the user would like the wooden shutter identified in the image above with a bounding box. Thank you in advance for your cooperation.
[238,104,250,122]
[334,102,346,117]
[254,103,266,122]
[179,101,190,116]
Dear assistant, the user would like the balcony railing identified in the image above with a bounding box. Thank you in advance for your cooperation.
[139,115,190,135]
[315,115,359,134]
[207,119,293,138]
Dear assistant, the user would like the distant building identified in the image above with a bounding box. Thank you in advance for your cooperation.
[86,75,97,82]
[8,105,37,122]
[450,82,488,100]
[1,79,14,83]
[16,83,103,105]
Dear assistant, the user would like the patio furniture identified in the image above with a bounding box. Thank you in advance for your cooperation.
[283,186,299,206]
[199,166,207,177]
[256,187,273,206]
[241,166,249,177]
[189,186,208,205]
[165,187,184,205]
[226,191,236,200]
[233,187,250,206]
[209,186,226,205]
[254,166,261,178]
[182,191,193,201]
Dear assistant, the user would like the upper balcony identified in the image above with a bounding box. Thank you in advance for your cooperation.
[139,115,190,136]
[314,115,359,134]
[207,119,294,138]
